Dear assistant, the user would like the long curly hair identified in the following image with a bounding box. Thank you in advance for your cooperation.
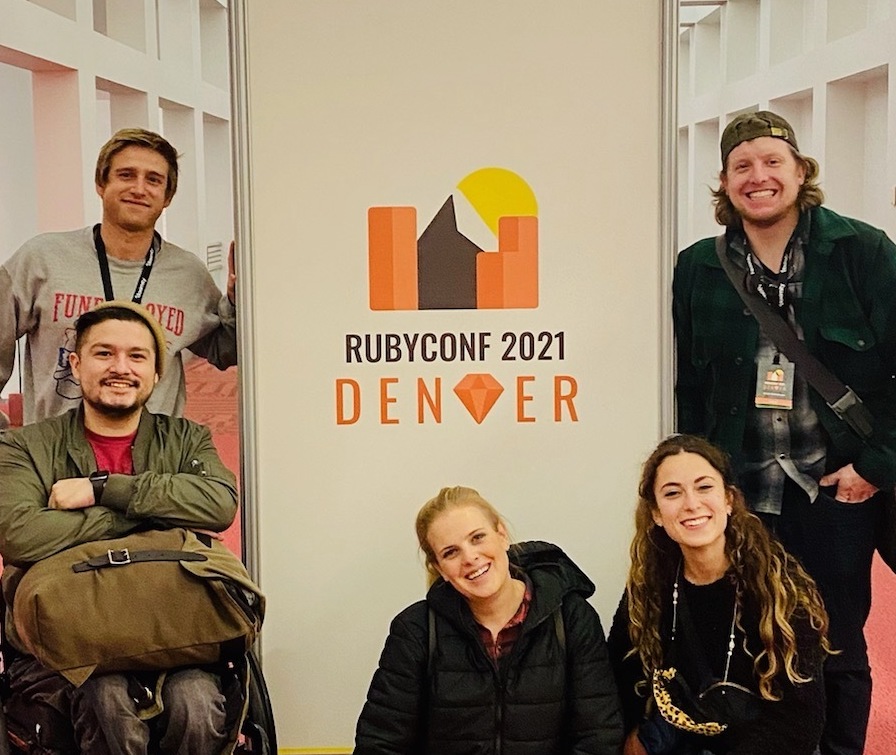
[711,146,825,227]
[626,434,832,700]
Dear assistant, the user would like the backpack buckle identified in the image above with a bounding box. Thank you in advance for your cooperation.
[106,548,131,565]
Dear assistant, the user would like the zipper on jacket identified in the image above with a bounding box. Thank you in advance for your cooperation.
[452,591,565,754]
[491,606,557,755]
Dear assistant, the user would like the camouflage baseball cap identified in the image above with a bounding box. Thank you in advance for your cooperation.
[720,111,798,165]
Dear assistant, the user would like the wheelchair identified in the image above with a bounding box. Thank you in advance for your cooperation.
[0,594,277,755]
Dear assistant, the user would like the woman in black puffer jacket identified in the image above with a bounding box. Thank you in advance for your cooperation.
[355,485,623,755]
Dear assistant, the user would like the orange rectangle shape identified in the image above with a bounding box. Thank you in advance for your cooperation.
[500,216,538,309]
[477,216,538,309]
[368,206,418,310]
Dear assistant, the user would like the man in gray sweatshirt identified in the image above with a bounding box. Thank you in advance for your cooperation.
[0,128,237,424]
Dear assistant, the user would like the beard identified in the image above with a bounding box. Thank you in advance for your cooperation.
[82,382,152,419]
[87,399,143,418]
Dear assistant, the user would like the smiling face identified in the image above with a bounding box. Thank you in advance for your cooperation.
[427,504,513,607]
[96,145,172,234]
[652,451,732,564]
[70,318,159,425]
[721,136,806,232]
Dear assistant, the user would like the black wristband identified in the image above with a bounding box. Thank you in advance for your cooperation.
[89,470,109,504]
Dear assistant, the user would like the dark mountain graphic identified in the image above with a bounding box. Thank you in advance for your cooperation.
[417,195,483,310]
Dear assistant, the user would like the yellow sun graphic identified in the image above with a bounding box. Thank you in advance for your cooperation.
[456,167,538,236]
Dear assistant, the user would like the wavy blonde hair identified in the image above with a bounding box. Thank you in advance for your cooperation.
[415,486,506,587]
[626,435,832,700]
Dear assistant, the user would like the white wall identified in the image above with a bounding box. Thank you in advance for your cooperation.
[0,60,38,396]
[0,0,233,398]
[237,1,672,750]
[678,0,896,248]
[0,61,38,257]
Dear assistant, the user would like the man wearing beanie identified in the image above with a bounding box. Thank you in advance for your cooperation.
[674,110,896,754]
[0,301,240,753]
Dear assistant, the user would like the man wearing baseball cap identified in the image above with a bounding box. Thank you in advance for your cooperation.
[0,301,241,752]
[674,110,896,754]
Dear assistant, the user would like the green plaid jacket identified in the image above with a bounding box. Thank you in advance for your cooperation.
[673,205,896,490]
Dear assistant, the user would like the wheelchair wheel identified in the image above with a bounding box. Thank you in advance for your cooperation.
[235,649,277,755]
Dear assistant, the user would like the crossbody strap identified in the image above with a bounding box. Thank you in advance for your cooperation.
[714,234,874,441]
[427,606,436,675]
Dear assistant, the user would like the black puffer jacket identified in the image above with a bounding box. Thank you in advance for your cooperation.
[355,541,623,754]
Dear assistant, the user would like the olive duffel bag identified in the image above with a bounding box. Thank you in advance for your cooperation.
[10,527,265,686]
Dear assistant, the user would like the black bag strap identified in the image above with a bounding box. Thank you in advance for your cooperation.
[714,234,874,441]
[427,606,437,676]
[553,605,566,656]
[72,548,207,573]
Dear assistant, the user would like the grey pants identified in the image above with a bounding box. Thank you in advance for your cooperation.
[9,656,228,754]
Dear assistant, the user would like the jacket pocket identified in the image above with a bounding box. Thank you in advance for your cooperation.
[817,323,883,394]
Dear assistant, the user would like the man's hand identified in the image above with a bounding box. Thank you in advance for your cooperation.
[819,463,879,503]
[192,528,225,541]
[227,240,237,305]
[48,478,96,510]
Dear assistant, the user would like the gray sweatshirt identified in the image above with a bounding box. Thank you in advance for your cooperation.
[0,227,237,423]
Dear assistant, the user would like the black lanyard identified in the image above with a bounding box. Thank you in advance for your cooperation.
[92,223,160,303]
[745,248,792,310]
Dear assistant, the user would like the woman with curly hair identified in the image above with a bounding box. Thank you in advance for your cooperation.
[608,435,831,755]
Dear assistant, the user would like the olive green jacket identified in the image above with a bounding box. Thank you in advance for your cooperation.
[674,205,896,489]
[0,408,243,750]
[0,407,238,567]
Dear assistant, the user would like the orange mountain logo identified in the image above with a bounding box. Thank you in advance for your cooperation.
[368,167,538,310]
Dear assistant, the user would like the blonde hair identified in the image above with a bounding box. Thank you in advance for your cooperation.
[627,435,832,700]
[415,486,505,586]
